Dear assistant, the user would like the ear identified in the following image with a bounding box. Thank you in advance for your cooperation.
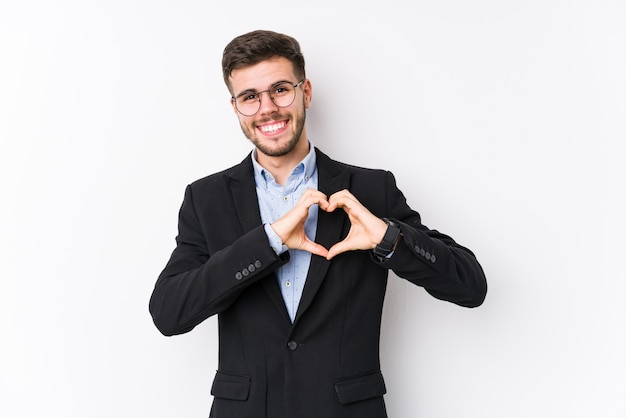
[302,79,313,109]
[230,98,239,115]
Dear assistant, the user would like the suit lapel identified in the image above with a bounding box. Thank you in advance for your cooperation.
[294,149,350,323]
[227,154,291,323]
[228,154,263,234]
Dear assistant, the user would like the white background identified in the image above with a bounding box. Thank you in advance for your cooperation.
[1,1,625,417]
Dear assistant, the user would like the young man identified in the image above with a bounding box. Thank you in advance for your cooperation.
[149,30,487,418]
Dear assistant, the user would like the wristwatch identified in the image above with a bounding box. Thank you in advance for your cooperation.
[371,218,401,263]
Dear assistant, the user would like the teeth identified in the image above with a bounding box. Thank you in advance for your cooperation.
[259,122,285,133]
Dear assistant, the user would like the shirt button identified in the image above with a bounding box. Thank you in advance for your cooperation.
[287,341,298,351]
[283,196,289,202]
[285,281,292,287]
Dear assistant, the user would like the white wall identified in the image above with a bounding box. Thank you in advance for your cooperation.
[1,1,625,417]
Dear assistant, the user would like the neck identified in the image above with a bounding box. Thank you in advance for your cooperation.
[256,136,310,186]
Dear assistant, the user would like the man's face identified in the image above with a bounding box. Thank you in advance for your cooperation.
[229,57,311,158]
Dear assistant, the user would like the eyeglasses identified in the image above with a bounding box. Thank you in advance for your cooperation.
[232,80,304,116]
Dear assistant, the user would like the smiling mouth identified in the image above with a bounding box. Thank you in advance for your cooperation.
[258,121,287,135]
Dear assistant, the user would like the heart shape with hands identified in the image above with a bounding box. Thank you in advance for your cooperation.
[270,189,389,260]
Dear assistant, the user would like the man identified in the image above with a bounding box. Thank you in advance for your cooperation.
[149,30,487,418]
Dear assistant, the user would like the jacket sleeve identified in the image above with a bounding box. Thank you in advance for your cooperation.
[149,185,289,336]
[373,171,487,307]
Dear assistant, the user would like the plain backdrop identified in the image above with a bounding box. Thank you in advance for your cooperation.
[1,1,625,417]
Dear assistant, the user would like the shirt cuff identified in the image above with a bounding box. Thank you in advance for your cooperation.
[264,223,288,254]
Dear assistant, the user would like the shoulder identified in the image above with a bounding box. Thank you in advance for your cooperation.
[188,153,253,191]
[315,147,390,179]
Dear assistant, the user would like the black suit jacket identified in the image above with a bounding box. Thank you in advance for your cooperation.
[149,148,487,418]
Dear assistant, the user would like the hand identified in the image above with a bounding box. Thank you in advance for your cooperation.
[325,189,388,260]
[270,189,330,258]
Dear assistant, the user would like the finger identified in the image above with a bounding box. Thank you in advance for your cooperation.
[326,241,349,260]
[328,189,354,202]
[299,189,329,209]
[317,197,330,211]
[304,189,327,200]
[302,239,329,258]
[327,189,358,212]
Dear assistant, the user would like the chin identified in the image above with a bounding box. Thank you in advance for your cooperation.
[255,136,301,157]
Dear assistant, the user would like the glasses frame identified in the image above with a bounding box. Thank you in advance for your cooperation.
[232,79,305,116]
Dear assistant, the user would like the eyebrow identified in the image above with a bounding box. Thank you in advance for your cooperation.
[234,79,293,99]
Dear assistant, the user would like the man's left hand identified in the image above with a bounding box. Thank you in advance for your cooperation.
[325,189,388,260]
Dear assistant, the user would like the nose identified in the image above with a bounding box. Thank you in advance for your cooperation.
[257,90,279,115]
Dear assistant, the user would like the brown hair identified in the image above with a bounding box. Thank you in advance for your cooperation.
[222,30,306,94]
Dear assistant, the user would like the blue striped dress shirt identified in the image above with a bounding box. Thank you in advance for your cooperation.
[252,143,319,322]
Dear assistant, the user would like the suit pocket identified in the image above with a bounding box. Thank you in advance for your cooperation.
[210,371,251,401]
[334,370,387,404]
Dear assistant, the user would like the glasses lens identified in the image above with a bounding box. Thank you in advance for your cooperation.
[235,93,260,116]
[270,83,296,108]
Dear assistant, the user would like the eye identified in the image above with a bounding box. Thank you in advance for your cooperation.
[272,84,292,96]
[241,93,259,103]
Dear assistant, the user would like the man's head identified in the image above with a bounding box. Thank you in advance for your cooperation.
[222,30,306,95]
[222,30,312,161]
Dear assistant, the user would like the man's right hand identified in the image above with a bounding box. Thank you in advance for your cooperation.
[270,188,330,258]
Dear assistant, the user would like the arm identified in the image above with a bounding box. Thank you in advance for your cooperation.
[381,219,488,308]
[323,172,487,308]
[380,171,487,307]
[149,185,289,336]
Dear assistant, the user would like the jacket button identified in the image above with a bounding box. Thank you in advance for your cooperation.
[254,260,262,268]
[242,268,249,277]
[248,263,256,273]
[431,254,436,263]
[235,272,243,280]
[287,341,298,351]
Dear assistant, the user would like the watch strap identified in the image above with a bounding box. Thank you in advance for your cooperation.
[372,218,401,262]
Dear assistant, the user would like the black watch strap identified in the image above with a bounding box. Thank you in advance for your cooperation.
[372,218,401,262]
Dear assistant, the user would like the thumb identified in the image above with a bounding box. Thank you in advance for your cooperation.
[326,240,351,260]
[302,239,330,258]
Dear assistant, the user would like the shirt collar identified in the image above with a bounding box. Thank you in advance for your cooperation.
[252,141,317,188]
